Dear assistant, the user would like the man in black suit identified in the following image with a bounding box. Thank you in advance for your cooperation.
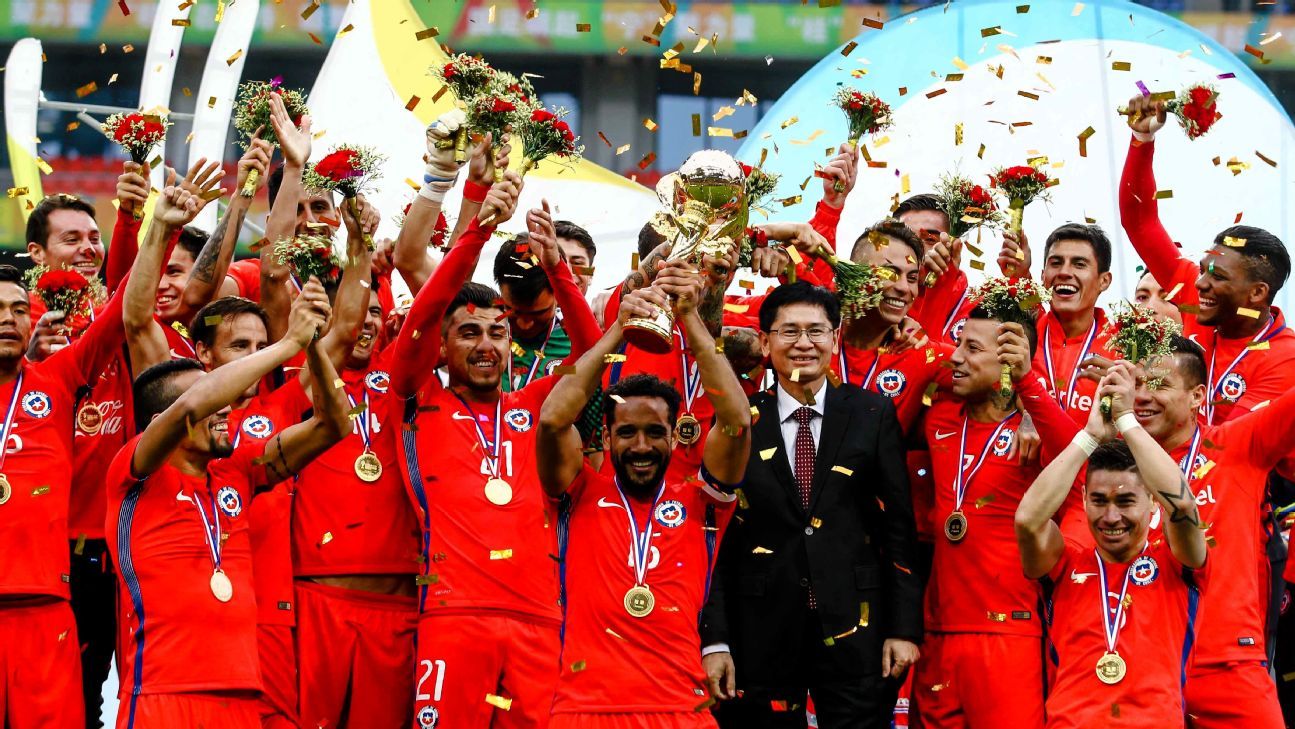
[701,282,923,728]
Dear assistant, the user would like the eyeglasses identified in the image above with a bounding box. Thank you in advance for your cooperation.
[771,326,835,343]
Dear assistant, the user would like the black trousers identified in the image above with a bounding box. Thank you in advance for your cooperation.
[714,609,893,729]
[70,538,117,729]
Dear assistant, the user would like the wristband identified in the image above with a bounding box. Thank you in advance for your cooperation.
[418,185,448,205]
[1072,430,1100,456]
[1114,412,1141,435]
[463,179,491,204]
[1131,130,1156,143]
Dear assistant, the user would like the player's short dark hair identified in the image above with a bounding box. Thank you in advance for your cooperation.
[555,220,596,262]
[852,218,923,265]
[603,373,682,430]
[494,233,562,303]
[758,281,841,332]
[176,225,209,260]
[189,297,270,349]
[638,220,667,260]
[968,305,1040,359]
[894,193,948,227]
[1167,334,1207,388]
[1087,440,1138,476]
[1214,225,1290,301]
[1044,223,1113,273]
[444,281,502,327]
[133,358,205,428]
[26,194,97,248]
[0,265,27,291]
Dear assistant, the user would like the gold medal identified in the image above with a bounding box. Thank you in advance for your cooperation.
[209,569,234,603]
[674,413,702,446]
[353,451,383,483]
[484,478,513,506]
[624,585,655,618]
[943,510,968,542]
[0,473,10,505]
[76,403,103,435]
[1095,652,1126,685]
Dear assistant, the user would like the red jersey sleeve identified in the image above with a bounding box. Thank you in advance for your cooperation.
[390,220,492,397]
[44,274,130,390]
[226,259,262,302]
[1016,373,1081,460]
[810,199,842,250]
[1118,137,1199,310]
[549,261,599,356]
[1230,387,1295,470]
[911,268,969,339]
[105,206,142,295]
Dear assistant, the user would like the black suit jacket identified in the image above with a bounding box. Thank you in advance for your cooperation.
[700,382,922,684]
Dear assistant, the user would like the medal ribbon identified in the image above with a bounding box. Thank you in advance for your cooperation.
[1204,317,1283,424]
[0,371,25,472]
[1094,545,1145,656]
[346,389,373,452]
[513,317,560,390]
[953,411,1017,512]
[452,393,502,479]
[1042,316,1098,411]
[942,291,970,338]
[193,480,224,574]
[838,345,882,390]
[677,329,702,415]
[1178,428,1203,481]
[615,478,666,587]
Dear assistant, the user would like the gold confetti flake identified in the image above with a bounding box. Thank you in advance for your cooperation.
[485,694,512,711]
[1154,190,1173,200]
[31,486,50,496]
[75,82,98,98]
[859,601,870,627]
[301,1,320,20]
[752,546,774,554]
[831,465,854,476]
[1238,307,1261,319]
[987,612,1007,622]
[6,187,29,198]
[1257,151,1278,168]
[489,549,513,560]
[810,518,823,528]
[570,660,587,672]
[319,532,334,546]
[1193,460,1216,480]
[415,27,439,40]
[1111,61,1131,71]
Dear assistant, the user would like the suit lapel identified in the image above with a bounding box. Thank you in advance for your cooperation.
[752,391,802,513]
[810,383,853,515]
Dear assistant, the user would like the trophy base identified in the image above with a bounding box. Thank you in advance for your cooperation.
[624,306,675,354]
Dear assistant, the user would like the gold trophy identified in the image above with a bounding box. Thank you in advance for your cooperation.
[623,150,749,354]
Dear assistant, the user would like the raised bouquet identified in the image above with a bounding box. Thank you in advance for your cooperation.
[734,164,781,269]
[433,53,498,162]
[816,248,888,322]
[1098,301,1182,416]
[480,105,583,227]
[1119,84,1221,141]
[102,112,170,165]
[273,234,343,287]
[233,79,309,197]
[936,172,1002,239]
[831,87,892,192]
[968,276,1051,403]
[303,144,386,249]
[469,71,538,182]
[23,265,106,335]
[991,164,1052,239]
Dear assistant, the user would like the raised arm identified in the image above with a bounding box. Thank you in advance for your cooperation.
[525,200,600,352]
[657,261,752,485]
[1101,363,1206,569]
[447,133,510,247]
[1002,321,1081,457]
[1014,425,1091,580]
[106,162,148,293]
[265,323,350,481]
[261,93,312,344]
[312,203,371,375]
[393,111,464,295]
[178,137,273,319]
[390,173,522,397]
[130,279,329,478]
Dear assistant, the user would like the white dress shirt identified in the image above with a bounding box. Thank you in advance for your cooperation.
[777,378,827,473]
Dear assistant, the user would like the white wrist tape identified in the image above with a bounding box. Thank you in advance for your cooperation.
[1073,430,1100,456]
[1114,412,1141,435]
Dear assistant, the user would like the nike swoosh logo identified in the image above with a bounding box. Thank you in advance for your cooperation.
[597,497,624,510]
[1070,571,1097,583]
[451,412,475,421]
[175,490,193,504]
[935,430,957,440]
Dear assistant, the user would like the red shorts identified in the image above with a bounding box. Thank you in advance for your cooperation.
[413,612,561,729]
[256,624,297,728]
[910,632,1045,729]
[548,714,716,729]
[120,692,259,729]
[1185,661,1282,728]
[0,599,82,729]
[297,581,418,729]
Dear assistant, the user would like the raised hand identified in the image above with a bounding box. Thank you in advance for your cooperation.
[997,322,1032,383]
[998,229,1031,277]
[116,161,150,215]
[618,287,669,329]
[821,142,859,208]
[26,311,69,362]
[425,109,467,180]
[923,233,963,281]
[154,160,223,228]
[287,277,333,348]
[237,131,274,195]
[526,199,562,270]
[269,92,312,167]
[477,170,524,227]
[655,261,706,317]
[467,132,512,189]
[1125,94,1167,138]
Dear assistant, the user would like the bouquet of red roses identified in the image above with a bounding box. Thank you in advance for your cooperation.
[936,172,1002,239]
[23,265,106,335]
[969,276,1051,403]
[234,79,309,197]
[991,164,1052,239]
[273,234,344,287]
[831,87,892,192]
[518,107,582,176]
[1098,301,1182,416]
[303,144,385,249]
[469,71,538,182]
[433,53,498,162]
[816,248,889,322]
[102,112,170,165]
[1119,85,1221,140]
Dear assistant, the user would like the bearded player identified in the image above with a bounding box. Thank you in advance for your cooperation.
[537,261,751,729]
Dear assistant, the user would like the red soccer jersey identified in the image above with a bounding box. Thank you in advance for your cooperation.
[551,465,736,715]
[1031,309,1115,427]
[161,318,197,360]
[226,258,262,302]
[1,286,126,597]
[923,375,1079,635]
[910,269,972,347]
[68,349,133,541]
[1156,388,1295,667]
[833,340,954,433]
[107,436,269,695]
[228,379,311,626]
[1044,539,1206,729]
[400,375,564,623]
[292,347,420,577]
